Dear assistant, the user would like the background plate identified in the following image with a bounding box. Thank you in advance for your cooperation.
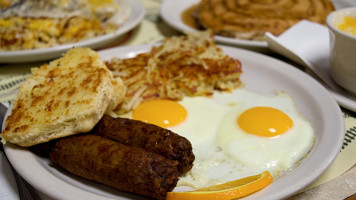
[4,44,344,200]
[160,0,268,50]
[160,0,356,52]
[0,0,145,64]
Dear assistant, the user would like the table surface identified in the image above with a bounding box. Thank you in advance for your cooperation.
[0,0,355,199]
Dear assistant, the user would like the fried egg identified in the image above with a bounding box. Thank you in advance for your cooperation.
[125,89,315,189]
[215,90,314,178]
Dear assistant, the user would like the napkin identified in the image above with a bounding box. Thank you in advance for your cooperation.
[266,20,336,89]
[0,101,18,200]
[266,20,356,112]
[0,154,19,200]
[265,20,356,195]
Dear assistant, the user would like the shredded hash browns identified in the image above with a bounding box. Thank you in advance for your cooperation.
[106,31,243,114]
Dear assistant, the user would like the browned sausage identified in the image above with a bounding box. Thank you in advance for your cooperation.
[50,134,178,200]
[93,115,195,174]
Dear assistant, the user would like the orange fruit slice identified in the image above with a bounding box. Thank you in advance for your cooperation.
[166,171,273,200]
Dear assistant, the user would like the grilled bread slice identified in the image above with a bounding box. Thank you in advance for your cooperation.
[1,47,125,147]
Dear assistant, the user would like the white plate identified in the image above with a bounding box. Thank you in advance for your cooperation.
[0,0,145,64]
[330,0,356,9]
[160,0,268,50]
[4,45,344,200]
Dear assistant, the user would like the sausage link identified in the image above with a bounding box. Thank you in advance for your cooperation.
[50,134,178,200]
[93,115,195,174]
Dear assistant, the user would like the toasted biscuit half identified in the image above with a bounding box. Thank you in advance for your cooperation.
[1,47,125,147]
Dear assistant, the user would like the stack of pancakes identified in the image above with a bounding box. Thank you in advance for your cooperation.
[194,0,335,41]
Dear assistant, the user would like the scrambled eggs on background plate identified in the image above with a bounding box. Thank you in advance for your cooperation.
[0,0,131,51]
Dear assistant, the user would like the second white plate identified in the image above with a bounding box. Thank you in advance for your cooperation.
[0,0,145,64]
[160,0,268,50]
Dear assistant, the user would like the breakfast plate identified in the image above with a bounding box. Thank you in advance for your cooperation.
[0,0,145,64]
[4,44,344,200]
[160,0,268,50]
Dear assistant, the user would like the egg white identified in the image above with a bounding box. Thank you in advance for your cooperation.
[168,97,249,188]
[216,102,314,177]
[121,89,315,190]
[172,89,314,189]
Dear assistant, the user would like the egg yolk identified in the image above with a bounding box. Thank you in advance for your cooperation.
[132,99,187,128]
[336,16,356,36]
[237,107,293,137]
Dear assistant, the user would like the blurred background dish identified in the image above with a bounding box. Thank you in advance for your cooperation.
[0,0,145,63]
[160,0,267,51]
[326,7,356,95]
[160,0,354,52]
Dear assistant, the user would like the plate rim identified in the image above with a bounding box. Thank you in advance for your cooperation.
[4,44,344,200]
[0,0,145,64]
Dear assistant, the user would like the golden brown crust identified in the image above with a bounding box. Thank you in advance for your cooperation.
[106,31,242,114]
[1,47,124,147]
[195,0,335,40]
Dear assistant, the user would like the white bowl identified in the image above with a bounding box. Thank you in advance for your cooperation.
[326,7,356,95]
